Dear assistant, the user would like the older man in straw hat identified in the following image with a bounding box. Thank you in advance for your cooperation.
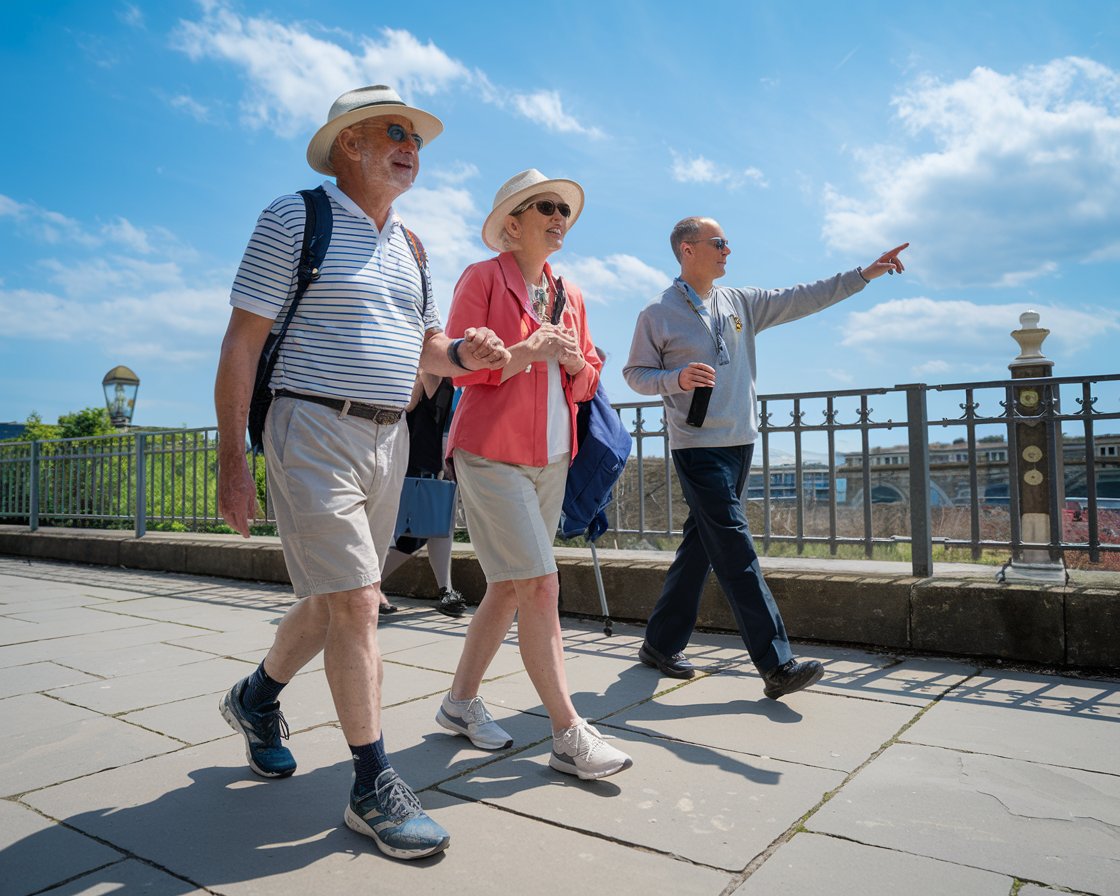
[214,85,509,860]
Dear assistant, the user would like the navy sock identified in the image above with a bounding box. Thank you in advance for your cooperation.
[350,736,391,795]
[240,662,286,711]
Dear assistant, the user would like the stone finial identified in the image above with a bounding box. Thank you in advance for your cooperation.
[1010,309,1051,366]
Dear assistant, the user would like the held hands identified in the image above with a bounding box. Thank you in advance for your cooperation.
[678,362,716,392]
[460,327,512,370]
[861,243,910,280]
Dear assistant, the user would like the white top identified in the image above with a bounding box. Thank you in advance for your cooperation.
[230,180,441,408]
[524,278,572,461]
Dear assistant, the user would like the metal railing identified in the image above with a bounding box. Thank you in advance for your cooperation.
[2,374,1118,575]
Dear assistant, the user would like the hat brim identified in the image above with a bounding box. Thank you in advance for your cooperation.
[306,104,444,176]
[481,178,585,252]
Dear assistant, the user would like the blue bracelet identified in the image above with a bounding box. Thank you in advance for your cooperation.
[447,338,467,369]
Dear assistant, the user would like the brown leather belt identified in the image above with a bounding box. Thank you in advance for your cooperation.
[274,390,403,425]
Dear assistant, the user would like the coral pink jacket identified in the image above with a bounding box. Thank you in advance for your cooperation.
[446,252,601,468]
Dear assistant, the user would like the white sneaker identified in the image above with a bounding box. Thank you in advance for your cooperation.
[549,719,633,780]
[436,693,513,750]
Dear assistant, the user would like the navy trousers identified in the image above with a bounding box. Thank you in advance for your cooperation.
[644,444,793,674]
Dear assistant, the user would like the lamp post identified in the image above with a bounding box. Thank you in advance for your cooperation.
[102,365,140,428]
[1002,311,1066,584]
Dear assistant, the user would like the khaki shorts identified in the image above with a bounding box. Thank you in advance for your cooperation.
[264,396,407,598]
[454,449,569,583]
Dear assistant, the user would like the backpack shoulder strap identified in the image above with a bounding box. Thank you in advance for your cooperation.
[403,227,431,320]
[299,185,332,284]
[269,187,333,347]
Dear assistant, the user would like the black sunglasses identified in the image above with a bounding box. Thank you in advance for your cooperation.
[513,199,572,219]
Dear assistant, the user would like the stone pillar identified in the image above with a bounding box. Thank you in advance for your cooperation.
[1002,310,1066,584]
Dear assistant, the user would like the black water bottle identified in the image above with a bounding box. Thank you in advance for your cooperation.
[686,386,712,427]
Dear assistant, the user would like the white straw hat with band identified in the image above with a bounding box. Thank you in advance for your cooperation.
[481,168,585,252]
[306,85,444,176]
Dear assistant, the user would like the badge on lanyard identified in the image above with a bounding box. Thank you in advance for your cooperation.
[677,278,731,367]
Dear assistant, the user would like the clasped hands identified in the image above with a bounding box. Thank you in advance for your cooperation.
[459,326,512,369]
[527,322,585,374]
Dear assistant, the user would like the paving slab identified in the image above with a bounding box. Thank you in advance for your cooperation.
[0,616,64,646]
[46,655,257,714]
[373,690,545,790]
[2,605,155,640]
[1,714,183,797]
[0,799,125,896]
[0,620,213,669]
[600,668,919,772]
[477,649,686,722]
[53,641,218,678]
[0,591,114,613]
[440,731,845,871]
[5,558,1119,896]
[904,670,1120,773]
[19,727,724,896]
[165,624,292,660]
[733,831,1012,895]
[808,742,1120,896]
[3,692,102,735]
[0,660,100,698]
[804,650,977,706]
[101,595,281,628]
[36,858,210,896]
[379,621,528,679]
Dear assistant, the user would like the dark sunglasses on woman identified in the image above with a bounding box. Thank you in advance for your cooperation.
[514,199,572,219]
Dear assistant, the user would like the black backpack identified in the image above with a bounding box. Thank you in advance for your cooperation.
[246,187,429,453]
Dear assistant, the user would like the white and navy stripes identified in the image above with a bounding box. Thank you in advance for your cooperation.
[230,181,441,408]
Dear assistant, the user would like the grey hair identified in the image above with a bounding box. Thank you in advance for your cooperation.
[670,217,708,262]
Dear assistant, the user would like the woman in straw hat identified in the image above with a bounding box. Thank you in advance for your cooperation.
[434,169,633,780]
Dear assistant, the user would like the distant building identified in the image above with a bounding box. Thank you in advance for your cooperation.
[0,422,27,440]
[838,433,1120,505]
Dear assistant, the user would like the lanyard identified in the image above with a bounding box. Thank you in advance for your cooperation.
[674,278,730,366]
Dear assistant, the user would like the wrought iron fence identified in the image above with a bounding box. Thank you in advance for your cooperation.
[2,374,1118,575]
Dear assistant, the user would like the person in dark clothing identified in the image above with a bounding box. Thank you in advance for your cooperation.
[379,372,466,617]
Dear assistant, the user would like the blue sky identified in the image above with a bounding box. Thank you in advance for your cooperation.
[2,0,1118,450]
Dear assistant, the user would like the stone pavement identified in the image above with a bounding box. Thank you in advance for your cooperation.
[2,556,1118,896]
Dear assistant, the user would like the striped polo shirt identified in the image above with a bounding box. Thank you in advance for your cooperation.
[230,180,441,408]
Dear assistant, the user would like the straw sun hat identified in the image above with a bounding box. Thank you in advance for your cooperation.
[481,168,585,252]
[306,85,444,176]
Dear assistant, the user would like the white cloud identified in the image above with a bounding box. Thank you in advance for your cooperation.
[552,254,671,305]
[169,93,211,123]
[173,5,602,138]
[669,150,767,189]
[394,184,486,313]
[510,90,604,138]
[823,57,1120,288]
[841,297,1120,355]
[119,4,144,29]
[0,198,229,362]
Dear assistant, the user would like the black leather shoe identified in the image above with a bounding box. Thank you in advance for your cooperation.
[638,641,696,679]
[436,588,466,618]
[763,659,824,699]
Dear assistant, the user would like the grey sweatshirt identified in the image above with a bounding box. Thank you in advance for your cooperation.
[623,270,867,450]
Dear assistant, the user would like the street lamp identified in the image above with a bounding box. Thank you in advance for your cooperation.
[102,365,140,428]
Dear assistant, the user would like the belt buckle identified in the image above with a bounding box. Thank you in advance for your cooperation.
[373,408,398,425]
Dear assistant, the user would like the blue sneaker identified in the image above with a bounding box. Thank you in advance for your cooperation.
[344,769,450,860]
[219,677,296,778]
